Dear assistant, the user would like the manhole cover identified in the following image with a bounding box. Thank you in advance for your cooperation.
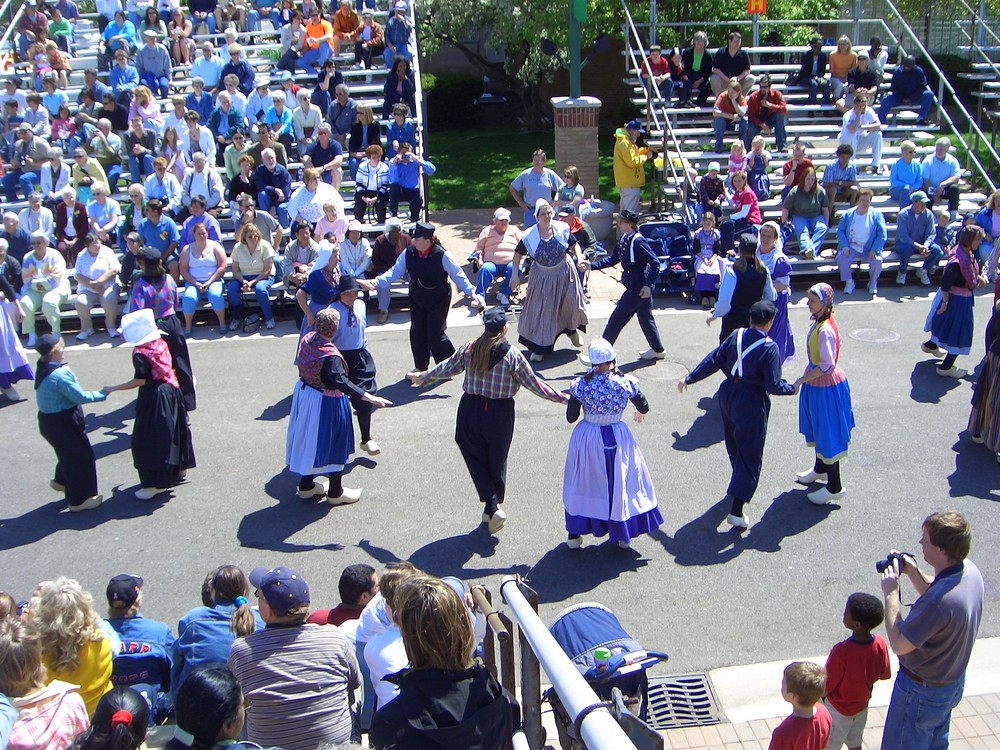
[628,360,688,381]
[849,328,900,343]
[646,673,722,729]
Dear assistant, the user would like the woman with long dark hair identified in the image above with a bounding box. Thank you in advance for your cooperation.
[69,687,149,750]
[164,667,250,750]
[129,247,196,410]
[408,308,567,534]
[33,334,107,511]
[709,233,775,342]
[922,225,990,378]
[793,283,855,505]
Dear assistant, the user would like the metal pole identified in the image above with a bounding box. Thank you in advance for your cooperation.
[979,0,987,47]
[569,0,581,97]
[500,577,640,750]
[854,0,862,44]
[650,0,657,46]
[753,13,759,47]
[518,584,543,750]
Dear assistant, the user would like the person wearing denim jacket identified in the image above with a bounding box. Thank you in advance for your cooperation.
[836,189,887,294]
[895,191,941,285]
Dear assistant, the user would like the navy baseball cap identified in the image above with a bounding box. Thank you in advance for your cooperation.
[249,566,310,614]
[626,119,645,133]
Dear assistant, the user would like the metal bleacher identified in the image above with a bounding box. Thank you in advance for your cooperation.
[621,0,1000,285]
[0,0,428,330]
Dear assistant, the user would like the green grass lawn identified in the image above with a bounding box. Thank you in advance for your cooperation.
[427,126,620,211]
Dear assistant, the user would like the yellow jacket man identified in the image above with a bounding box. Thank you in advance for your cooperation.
[614,119,653,215]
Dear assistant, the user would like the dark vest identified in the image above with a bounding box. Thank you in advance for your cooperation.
[720,264,768,341]
[404,246,449,304]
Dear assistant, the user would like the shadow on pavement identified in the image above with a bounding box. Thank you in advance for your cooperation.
[525,542,648,603]
[909,359,965,403]
[357,534,529,580]
[237,471,345,553]
[380,377,452,408]
[670,395,724,452]
[0,486,170,552]
[88,402,137,459]
[256,394,292,422]
[947,437,1000,502]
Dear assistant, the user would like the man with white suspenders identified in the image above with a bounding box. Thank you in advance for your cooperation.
[678,300,798,529]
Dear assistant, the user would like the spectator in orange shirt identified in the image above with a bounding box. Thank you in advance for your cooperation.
[300,5,334,74]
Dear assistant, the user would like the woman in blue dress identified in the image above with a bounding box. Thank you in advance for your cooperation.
[756,221,795,365]
[511,199,589,362]
[562,338,662,549]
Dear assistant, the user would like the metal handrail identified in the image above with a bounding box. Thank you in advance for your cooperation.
[952,21,1000,83]
[500,576,640,750]
[0,0,26,55]
[881,0,999,192]
[409,0,430,220]
[952,0,1000,48]
[621,0,695,221]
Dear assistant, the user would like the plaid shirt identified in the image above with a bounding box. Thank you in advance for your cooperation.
[35,364,107,414]
[426,343,567,403]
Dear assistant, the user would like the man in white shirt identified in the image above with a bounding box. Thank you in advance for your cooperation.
[191,42,225,90]
[182,110,217,164]
[838,95,883,172]
[0,77,27,116]
[39,146,72,205]
[18,192,55,240]
[179,152,224,221]
[144,157,183,216]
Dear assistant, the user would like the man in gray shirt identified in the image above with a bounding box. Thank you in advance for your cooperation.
[879,510,984,750]
[136,29,172,99]
[3,123,48,201]
[893,190,940,286]
[508,148,564,229]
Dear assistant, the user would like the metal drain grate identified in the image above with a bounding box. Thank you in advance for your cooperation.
[645,673,722,729]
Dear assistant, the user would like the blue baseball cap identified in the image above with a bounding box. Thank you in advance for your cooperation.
[250,566,310,614]
[626,119,645,133]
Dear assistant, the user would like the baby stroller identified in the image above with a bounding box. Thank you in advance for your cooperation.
[638,219,696,297]
[545,602,669,750]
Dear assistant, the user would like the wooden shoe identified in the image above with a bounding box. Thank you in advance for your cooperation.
[726,513,750,529]
[328,487,362,506]
[361,440,381,456]
[936,367,967,379]
[795,469,827,485]
[566,536,583,549]
[921,343,943,356]
[135,487,166,500]
[69,495,103,511]
[807,486,845,505]
[617,539,631,549]
[297,482,326,499]
[487,508,507,533]
[50,479,66,492]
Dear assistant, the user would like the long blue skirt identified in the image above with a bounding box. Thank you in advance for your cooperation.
[925,291,975,356]
[286,381,355,476]
[799,379,855,463]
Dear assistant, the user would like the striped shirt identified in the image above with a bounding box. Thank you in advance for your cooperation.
[229,623,361,750]
[425,342,567,402]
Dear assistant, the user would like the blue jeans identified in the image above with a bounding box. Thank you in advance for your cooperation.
[257,191,290,228]
[299,42,332,73]
[879,90,935,121]
[227,275,274,322]
[182,280,225,314]
[880,671,965,750]
[129,153,154,182]
[746,113,787,151]
[476,261,513,298]
[790,214,828,255]
[890,185,914,209]
[805,76,831,105]
[523,209,537,228]
[139,73,170,99]
[247,7,283,31]
[3,169,40,202]
[895,241,944,273]
[191,12,216,34]
[713,116,748,153]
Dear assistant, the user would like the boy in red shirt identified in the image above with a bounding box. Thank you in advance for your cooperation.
[823,592,892,750]
[769,662,832,750]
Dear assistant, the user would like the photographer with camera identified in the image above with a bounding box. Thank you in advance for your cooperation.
[878,511,984,750]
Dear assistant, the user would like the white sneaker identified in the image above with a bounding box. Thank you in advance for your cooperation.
[726,513,750,529]
[26,333,37,348]
[568,330,583,347]
[361,439,381,456]
[918,269,931,286]
[76,328,95,341]
[328,487,363,506]
[566,536,583,549]
[487,508,507,534]
[844,279,855,294]
[639,348,667,360]
[896,271,907,285]
[868,282,878,295]
[807,486,846,505]
[135,487,166,500]
[795,469,827,485]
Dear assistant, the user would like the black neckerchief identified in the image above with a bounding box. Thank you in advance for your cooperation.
[35,361,63,390]
[488,340,511,370]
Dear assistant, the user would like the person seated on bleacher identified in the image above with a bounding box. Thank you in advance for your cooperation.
[299,6,335,74]
[246,77,272,130]
[247,0,282,33]
[120,186,145,253]
[1,213,31,264]
[699,160,726,221]
[0,100,22,162]
[339,220,372,280]
[228,156,255,220]
[238,194,283,247]
[385,1,413,64]
[311,58,343,116]
[721,169,761,253]
[746,74,787,155]
[894,190,941,286]
[128,85,164,136]
[1,78,27,116]
[74,232,122,341]
[136,29,172,100]
[822,144,860,209]
[922,136,962,222]
[3,123,48,203]
[88,118,124,191]
[180,194,223,246]
[123,115,157,185]
[388,142,433,221]
[288,166,344,229]
[285,219,321,288]
[314,200,348,243]
[276,10,306,72]
[71,146,108,205]
[228,221,278,330]
[354,144,390,225]
[49,7,74,54]
[878,54,935,126]
[99,91,129,132]
[254,148,293,228]
[837,188,887,295]
[780,141,813,200]
[16,2,48,62]
[328,83,358,148]
[79,69,111,113]
[220,43,257,98]
[23,92,51,138]
[263,92,295,154]
[887,139,921,209]
[179,156,225,223]
[179,221,228,334]
[354,8,385,71]
[382,56,416,121]
[100,11,137,71]
[277,70,302,110]
[333,0,360,55]
[302,122,345,189]
[293,89,323,152]
[87,181,121,248]
[838,94,883,174]
[248,120,288,166]
[183,110,218,165]
[192,42,225,91]
[185,80,215,130]
[828,35,857,104]
[796,37,829,106]
[641,44,671,102]
[208,95,245,170]
[782,167,829,260]
[19,230,70,346]
[19,192,54,240]
[836,52,880,114]
[369,216,409,323]
[680,30,713,108]
[712,79,748,155]
[137,198,181,279]
[710,31,755,97]
[221,74,249,125]
[162,125,191,182]
[167,8,195,66]
[385,102,416,160]
[53,186,89,266]
[109,50,139,103]
[867,36,889,77]
[350,102,384,177]
[974,190,1000,268]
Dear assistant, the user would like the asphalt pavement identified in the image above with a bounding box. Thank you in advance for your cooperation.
[1,277,997,685]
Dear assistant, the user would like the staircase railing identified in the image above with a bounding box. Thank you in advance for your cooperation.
[621,0,695,222]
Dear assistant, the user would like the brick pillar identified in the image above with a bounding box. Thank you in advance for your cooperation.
[551,96,602,203]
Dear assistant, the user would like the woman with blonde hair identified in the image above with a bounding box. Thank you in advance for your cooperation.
[29,577,114,717]
[127,86,162,135]
[369,576,515,750]
[0,617,90,750]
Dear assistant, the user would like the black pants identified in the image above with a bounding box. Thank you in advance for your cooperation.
[354,190,388,223]
[38,407,98,505]
[719,380,769,513]
[389,184,421,220]
[409,292,454,370]
[455,394,515,508]
[929,184,961,213]
[355,41,384,69]
[602,286,663,351]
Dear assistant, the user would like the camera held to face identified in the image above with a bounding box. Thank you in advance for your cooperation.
[876,551,912,574]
